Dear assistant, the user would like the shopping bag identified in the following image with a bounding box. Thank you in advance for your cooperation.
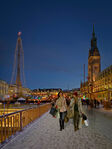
[84,119,89,126]
[55,110,60,118]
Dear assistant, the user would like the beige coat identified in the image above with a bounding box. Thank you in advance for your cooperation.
[67,98,75,118]
[69,97,84,128]
[70,97,83,114]
[56,97,67,112]
[77,99,83,129]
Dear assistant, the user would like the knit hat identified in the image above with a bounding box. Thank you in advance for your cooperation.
[74,91,78,97]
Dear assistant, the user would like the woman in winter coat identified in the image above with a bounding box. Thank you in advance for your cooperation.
[55,91,67,131]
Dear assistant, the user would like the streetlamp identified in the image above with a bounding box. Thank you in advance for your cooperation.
[1,96,5,115]
[88,82,92,100]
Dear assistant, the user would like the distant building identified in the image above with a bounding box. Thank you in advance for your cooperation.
[32,88,62,92]
[0,80,9,97]
[31,88,61,102]
[63,88,80,93]
[8,84,31,97]
[32,88,61,96]
[93,65,112,101]
[80,25,112,101]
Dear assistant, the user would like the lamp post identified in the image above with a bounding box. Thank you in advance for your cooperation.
[88,82,92,100]
[1,96,5,115]
[107,77,110,102]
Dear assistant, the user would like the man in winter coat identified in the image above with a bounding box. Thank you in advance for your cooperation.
[70,92,83,131]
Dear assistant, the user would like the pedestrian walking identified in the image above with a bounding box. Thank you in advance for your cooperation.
[94,99,97,108]
[86,99,89,108]
[67,95,75,119]
[55,91,67,131]
[97,100,100,108]
[90,99,94,108]
[70,92,84,131]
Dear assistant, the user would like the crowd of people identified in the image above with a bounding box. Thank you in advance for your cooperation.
[50,91,86,131]
[82,98,101,109]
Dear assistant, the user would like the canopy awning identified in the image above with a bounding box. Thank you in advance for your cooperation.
[17,97,26,101]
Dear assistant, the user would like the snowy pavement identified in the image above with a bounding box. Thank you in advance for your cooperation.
[1,107,112,149]
[94,107,112,117]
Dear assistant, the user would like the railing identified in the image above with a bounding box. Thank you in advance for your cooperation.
[0,103,51,144]
[0,109,23,116]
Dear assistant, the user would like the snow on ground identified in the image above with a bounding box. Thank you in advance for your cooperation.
[2,108,112,149]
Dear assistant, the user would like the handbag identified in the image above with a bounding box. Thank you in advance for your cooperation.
[49,107,58,116]
[64,115,69,123]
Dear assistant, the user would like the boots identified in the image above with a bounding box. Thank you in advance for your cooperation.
[59,119,62,131]
[62,120,64,129]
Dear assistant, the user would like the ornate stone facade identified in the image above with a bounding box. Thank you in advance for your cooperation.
[93,65,112,101]
[0,80,9,97]
[8,84,31,98]
[80,26,112,101]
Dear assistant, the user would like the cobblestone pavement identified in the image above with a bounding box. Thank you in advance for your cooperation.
[2,107,112,149]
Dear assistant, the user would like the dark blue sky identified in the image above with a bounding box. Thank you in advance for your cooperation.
[0,0,112,90]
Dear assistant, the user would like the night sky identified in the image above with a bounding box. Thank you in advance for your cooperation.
[0,0,112,90]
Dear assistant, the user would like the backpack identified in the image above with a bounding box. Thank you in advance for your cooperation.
[74,103,79,112]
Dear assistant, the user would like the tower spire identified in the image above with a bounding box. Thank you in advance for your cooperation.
[88,25,101,83]
[92,24,95,37]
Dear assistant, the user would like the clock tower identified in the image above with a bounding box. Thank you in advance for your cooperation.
[88,25,101,82]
